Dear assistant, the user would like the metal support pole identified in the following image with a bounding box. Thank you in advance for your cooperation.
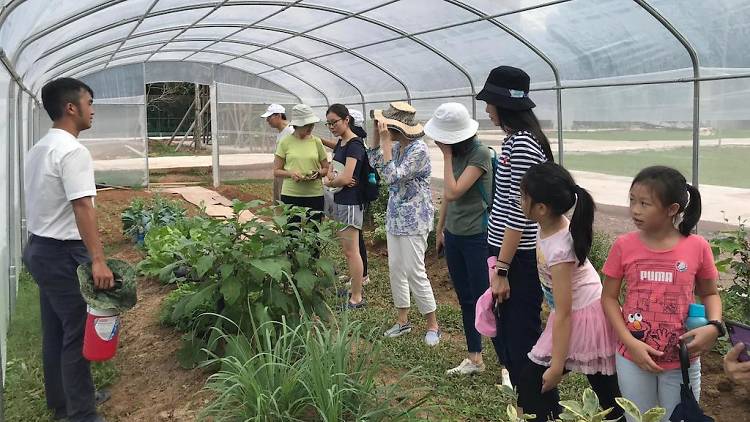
[142,63,150,189]
[556,88,563,165]
[210,83,220,188]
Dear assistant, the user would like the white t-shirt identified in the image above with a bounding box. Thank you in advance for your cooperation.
[276,125,294,144]
[25,128,97,240]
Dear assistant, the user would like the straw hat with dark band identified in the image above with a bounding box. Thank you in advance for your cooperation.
[370,102,424,139]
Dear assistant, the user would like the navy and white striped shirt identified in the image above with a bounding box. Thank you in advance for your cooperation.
[487,131,549,250]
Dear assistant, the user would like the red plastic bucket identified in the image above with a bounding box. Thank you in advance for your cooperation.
[82,306,121,361]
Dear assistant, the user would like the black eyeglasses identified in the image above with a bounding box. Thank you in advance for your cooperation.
[325,119,342,127]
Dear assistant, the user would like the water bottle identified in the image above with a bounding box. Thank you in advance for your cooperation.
[685,303,709,331]
[368,172,377,185]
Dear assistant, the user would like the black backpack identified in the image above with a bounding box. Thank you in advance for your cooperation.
[341,138,380,204]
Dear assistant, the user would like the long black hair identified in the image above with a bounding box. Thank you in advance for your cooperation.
[327,103,366,138]
[631,166,701,236]
[495,107,554,163]
[451,135,478,156]
[521,162,595,266]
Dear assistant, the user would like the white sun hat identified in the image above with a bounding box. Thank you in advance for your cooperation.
[349,109,365,127]
[289,104,320,127]
[260,103,285,118]
[424,102,479,145]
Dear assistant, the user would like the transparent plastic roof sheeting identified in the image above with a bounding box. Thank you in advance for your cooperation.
[78,67,149,188]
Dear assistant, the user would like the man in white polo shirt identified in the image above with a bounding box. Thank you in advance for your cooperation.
[22,78,114,422]
[261,103,293,202]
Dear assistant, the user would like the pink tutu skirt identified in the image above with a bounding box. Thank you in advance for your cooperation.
[528,299,618,375]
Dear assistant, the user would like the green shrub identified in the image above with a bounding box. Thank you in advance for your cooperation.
[200,311,430,421]
[121,195,186,243]
[139,200,340,367]
[590,232,613,274]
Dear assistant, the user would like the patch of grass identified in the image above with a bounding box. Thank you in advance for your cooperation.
[4,271,117,421]
[564,146,750,188]
[148,139,211,157]
[328,247,593,421]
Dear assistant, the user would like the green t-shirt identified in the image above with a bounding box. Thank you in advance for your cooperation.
[275,134,328,197]
[445,141,493,236]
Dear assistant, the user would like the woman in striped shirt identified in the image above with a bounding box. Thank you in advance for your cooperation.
[476,66,555,388]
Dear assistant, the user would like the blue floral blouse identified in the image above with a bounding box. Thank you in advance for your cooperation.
[368,139,434,236]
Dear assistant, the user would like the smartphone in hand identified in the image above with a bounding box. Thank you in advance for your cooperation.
[726,320,750,362]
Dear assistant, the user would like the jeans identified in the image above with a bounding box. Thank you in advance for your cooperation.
[22,235,98,422]
[488,245,543,387]
[616,353,701,422]
[445,230,498,354]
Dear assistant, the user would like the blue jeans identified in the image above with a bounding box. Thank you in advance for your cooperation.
[488,245,543,387]
[444,230,498,354]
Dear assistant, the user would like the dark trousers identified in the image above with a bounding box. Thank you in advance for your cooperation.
[487,246,543,387]
[517,361,624,422]
[22,235,97,422]
[280,195,325,224]
[358,228,368,278]
[445,230,500,353]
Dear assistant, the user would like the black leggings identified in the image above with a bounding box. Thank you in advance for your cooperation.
[517,361,623,422]
[358,228,368,277]
[281,195,324,257]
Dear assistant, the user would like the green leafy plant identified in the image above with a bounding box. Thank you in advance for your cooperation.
[199,310,430,421]
[121,195,186,244]
[710,219,750,324]
[372,211,387,243]
[615,397,666,422]
[141,200,340,367]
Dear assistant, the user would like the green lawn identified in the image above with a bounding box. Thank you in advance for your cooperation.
[4,272,117,422]
[546,129,750,142]
[563,146,750,188]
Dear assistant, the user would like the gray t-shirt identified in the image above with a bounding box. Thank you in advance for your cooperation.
[445,141,493,236]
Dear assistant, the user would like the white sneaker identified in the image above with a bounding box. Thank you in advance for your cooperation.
[424,329,441,346]
[384,322,412,338]
[446,358,486,375]
[344,276,370,287]
[501,368,512,388]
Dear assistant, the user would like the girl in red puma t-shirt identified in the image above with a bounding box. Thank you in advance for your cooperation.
[601,166,721,421]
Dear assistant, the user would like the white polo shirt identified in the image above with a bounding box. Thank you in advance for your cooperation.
[276,125,294,144]
[25,128,97,240]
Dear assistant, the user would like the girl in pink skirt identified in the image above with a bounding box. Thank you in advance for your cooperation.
[515,162,622,422]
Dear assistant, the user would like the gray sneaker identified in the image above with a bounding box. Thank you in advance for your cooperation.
[384,322,412,338]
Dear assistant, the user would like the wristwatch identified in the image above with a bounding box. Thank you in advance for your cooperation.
[496,266,509,278]
[707,320,726,337]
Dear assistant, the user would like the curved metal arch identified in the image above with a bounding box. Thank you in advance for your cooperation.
[442,0,565,161]
[224,1,477,104]
[48,47,330,106]
[48,37,361,106]
[145,0,232,61]
[37,23,410,105]
[103,0,160,69]
[15,1,465,103]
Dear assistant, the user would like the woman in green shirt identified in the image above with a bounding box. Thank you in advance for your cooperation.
[273,104,329,224]
[427,103,499,376]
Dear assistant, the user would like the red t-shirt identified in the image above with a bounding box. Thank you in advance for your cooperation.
[602,232,719,369]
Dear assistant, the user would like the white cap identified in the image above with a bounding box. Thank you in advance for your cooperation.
[349,109,365,127]
[260,103,285,118]
[424,102,479,145]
